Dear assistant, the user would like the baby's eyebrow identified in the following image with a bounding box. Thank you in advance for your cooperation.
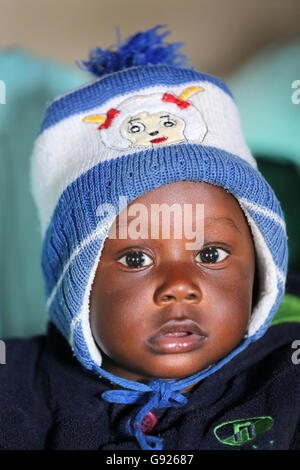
[205,217,241,233]
[160,115,169,118]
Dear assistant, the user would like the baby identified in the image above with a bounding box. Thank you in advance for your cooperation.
[90,180,258,386]
[1,26,299,451]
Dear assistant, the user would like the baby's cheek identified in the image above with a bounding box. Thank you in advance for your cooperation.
[205,276,251,325]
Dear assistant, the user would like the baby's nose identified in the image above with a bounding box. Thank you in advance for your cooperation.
[155,282,201,305]
[149,130,159,136]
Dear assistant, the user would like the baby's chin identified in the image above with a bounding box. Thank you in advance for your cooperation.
[132,371,205,395]
[126,364,210,385]
[98,346,217,385]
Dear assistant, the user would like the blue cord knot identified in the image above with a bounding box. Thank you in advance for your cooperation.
[101,377,188,450]
[148,379,187,408]
[148,379,172,407]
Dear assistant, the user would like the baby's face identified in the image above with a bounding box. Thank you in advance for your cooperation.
[90,181,256,385]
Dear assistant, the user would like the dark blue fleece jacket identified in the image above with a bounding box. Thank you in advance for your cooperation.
[0,308,299,450]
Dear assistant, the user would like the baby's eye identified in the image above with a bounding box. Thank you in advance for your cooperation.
[196,246,229,264]
[128,122,145,134]
[160,118,177,128]
[118,251,153,269]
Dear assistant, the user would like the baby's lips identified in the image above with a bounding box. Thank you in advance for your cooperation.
[148,318,207,341]
[145,318,207,354]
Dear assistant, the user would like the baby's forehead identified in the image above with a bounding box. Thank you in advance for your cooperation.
[118,181,245,223]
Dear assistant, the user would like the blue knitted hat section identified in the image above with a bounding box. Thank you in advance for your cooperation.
[42,143,288,372]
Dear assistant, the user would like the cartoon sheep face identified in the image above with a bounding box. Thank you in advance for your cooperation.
[83,87,207,150]
[120,111,186,147]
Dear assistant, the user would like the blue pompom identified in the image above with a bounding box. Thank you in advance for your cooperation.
[76,25,191,77]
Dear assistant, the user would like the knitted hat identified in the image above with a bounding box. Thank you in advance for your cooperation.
[30,26,288,450]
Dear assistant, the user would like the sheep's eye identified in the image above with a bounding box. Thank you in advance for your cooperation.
[160,118,177,128]
[128,122,145,133]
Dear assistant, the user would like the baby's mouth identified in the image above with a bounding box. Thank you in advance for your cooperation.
[150,136,168,144]
[146,319,207,354]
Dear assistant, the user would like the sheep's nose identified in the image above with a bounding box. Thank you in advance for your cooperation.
[149,131,159,136]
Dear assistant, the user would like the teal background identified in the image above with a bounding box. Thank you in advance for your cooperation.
[227,40,300,273]
[0,48,86,338]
